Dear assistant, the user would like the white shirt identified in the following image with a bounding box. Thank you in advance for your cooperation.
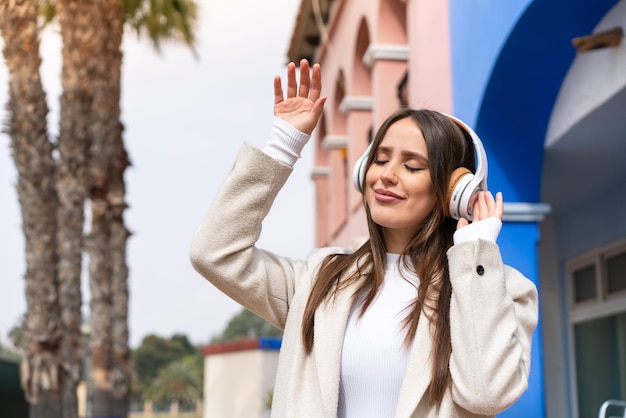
[338,253,418,418]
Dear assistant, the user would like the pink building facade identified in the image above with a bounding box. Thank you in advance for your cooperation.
[288,0,454,249]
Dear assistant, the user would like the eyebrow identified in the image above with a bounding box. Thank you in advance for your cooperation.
[377,146,428,163]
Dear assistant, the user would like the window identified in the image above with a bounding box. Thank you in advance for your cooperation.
[607,252,626,295]
[573,264,596,303]
[574,312,626,418]
[568,238,626,418]
[569,240,626,307]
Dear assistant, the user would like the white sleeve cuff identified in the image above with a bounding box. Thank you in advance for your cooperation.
[262,117,311,167]
[453,217,502,245]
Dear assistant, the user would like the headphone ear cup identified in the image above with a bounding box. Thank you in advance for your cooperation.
[352,154,366,193]
[352,143,373,193]
[446,167,472,219]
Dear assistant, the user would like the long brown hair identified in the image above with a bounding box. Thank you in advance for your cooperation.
[301,108,475,405]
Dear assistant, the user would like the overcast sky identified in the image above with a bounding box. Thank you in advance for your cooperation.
[0,0,315,348]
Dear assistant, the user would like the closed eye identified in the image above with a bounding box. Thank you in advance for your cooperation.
[373,159,424,172]
[404,165,424,173]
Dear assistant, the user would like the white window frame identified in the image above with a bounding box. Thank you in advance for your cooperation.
[566,237,626,418]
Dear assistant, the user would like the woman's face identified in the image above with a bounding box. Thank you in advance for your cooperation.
[365,118,437,252]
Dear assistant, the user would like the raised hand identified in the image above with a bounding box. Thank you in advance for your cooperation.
[456,191,504,230]
[274,59,326,135]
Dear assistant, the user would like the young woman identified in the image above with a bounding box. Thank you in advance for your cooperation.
[190,59,538,418]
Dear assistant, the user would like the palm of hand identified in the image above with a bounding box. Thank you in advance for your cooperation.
[274,97,317,134]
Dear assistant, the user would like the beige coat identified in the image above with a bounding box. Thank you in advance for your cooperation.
[190,144,538,418]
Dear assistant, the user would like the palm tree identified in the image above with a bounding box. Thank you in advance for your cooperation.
[85,1,129,415]
[86,1,197,416]
[0,0,198,417]
[54,1,109,416]
[0,1,62,416]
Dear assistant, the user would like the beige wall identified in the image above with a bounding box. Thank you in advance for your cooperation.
[204,348,279,418]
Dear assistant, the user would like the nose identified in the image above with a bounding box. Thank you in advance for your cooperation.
[380,163,398,184]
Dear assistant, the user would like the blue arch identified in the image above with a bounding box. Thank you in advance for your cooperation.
[476,0,619,202]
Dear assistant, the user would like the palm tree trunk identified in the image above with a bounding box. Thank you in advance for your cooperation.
[87,1,132,416]
[55,0,104,416]
[105,1,132,412]
[109,127,131,418]
[0,1,62,417]
[110,203,132,418]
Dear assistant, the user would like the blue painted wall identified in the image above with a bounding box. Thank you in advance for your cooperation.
[497,223,545,417]
[448,0,620,416]
[449,0,531,126]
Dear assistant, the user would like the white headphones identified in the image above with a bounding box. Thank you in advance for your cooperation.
[351,112,488,221]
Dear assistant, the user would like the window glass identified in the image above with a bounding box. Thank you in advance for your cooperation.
[575,312,626,417]
[574,265,596,303]
[607,252,626,294]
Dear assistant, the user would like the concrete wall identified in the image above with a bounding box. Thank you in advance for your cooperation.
[203,338,280,418]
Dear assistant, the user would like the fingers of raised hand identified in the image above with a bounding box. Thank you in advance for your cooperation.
[494,191,504,219]
[278,60,321,103]
[286,61,298,98]
[472,191,503,221]
[309,63,322,102]
[472,191,487,222]
[298,59,311,98]
[274,75,284,105]
[456,217,469,230]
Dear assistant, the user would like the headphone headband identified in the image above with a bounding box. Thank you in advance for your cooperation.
[351,111,489,221]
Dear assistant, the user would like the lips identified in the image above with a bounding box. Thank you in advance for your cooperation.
[374,188,404,203]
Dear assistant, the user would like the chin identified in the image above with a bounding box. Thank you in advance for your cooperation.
[371,214,408,230]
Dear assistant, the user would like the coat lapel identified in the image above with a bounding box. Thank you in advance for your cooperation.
[313,280,359,418]
[394,311,434,418]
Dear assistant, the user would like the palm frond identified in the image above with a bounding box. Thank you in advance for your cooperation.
[38,0,56,27]
[124,0,199,57]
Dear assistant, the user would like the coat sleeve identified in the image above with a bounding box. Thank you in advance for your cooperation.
[446,239,538,415]
[189,143,310,330]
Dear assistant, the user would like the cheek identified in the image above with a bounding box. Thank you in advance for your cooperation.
[425,185,437,204]
[409,180,437,208]
[406,174,433,194]
[363,166,378,197]
[424,188,439,214]
[364,165,377,185]
[364,182,375,207]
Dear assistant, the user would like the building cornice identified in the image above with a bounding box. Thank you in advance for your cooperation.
[362,44,410,68]
[339,96,374,113]
[311,167,330,178]
[502,202,552,222]
[322,135,349,150]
